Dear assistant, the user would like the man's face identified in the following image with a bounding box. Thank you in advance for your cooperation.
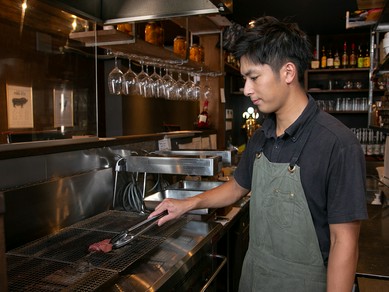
[240,56,288,115]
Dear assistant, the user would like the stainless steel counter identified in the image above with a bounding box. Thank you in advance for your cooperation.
[5,209,226,291]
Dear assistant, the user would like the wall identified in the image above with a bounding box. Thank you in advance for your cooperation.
[0,0,98,143]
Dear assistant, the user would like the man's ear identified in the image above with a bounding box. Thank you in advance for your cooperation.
[284,62,297,84]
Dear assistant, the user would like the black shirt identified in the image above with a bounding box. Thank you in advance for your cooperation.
[234,96,368,264]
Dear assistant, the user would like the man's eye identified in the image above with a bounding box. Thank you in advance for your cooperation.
[250,76,258,81]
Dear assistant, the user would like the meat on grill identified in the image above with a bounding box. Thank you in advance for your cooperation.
[88,239,113,253]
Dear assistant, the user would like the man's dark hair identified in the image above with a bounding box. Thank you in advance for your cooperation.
[233,16,312,85]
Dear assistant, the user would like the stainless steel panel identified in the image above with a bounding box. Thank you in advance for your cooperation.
[44,0,223,24]
[156,150,236,166]
[125,155,222,176]
[144,189,208,214]
[167,180,224,191]
[0,156,46,190]
[4,168,113,250]
[102,0,219,24]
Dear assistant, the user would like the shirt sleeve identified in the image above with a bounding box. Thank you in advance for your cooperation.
[326,142,368,224]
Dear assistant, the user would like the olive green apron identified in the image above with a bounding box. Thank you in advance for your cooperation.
[239,112,327,291]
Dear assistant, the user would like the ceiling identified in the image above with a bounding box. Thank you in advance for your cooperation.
[226,0,365,35]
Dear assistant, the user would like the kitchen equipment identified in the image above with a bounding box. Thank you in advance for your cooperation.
[144,189,208,214]
[155,149,237,166]
[124,154,222,176]
[6,210,223,291]
[166,180,223,191]
[110,211,167,249]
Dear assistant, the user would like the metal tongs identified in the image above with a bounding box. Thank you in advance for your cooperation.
[110,211,167,249]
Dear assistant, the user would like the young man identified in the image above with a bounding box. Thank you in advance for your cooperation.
[150,16,368,291]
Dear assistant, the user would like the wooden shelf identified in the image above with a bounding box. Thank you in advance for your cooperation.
[69,29,208,71]
[171,15,230,34]
[346,11,378,29]
[69,29,135,46]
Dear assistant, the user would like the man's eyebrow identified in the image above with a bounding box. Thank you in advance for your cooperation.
[241,68,254,76]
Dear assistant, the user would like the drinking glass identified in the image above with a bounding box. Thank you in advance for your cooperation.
[192,74,201,101]
[108,54,123,95]
[149,65,163,98]
[122,58,137,95]
[183,72,195,100]
[161,68,175,100]
[172,72,185,100]
[136,60,149,96]
[203,75,213,100]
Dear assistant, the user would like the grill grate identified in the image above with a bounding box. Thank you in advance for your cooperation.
[6,210,190,290]
[7,255,117,292]
[8,229,114,262]
[71,210,147,232]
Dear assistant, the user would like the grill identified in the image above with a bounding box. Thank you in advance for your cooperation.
[6,210,189,291]
[7,255,118,292]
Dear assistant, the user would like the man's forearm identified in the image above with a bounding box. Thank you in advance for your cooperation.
[327,222,361,292]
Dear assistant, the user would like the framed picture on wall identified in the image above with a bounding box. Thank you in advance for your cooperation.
[53,88,73,128]
[6,84,34,129]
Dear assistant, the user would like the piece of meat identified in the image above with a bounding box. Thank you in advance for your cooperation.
[88,238,113,253]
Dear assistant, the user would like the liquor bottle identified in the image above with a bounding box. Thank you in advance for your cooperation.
[341,41,348,68]
[363,46,371,68]
[357,44,364,68]
[349,43,357,68]
[327,48,334,68]
[197,100,209,128]
[311,48,320,69]
[334,49,340,68]
[321,46,327,69]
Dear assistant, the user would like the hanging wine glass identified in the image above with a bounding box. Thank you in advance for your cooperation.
[171,71,185,100]
[108,54,123,95]
[203,75,213,100]
[183,72,195,101]
[192,73,201,101]
[149,65,163,98]
[136,59,149,96]
[142,64,154,98]
[122,57,137,95]
[161,67,175,100]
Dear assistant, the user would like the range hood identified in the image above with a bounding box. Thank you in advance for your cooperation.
[43,0,232,24]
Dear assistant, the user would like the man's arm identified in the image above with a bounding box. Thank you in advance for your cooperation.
[327,221,361,292]
[149,178,249,225]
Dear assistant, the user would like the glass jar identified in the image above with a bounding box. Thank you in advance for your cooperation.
[190,44,204,63]
[145,22,159,45]
[174,36,186,59]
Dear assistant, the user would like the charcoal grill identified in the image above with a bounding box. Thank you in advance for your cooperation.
[6,210,194,291]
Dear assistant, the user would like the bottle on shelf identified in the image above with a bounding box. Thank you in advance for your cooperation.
[311,48,320,69]
[363,45,371,68]
[197,100,210,128]
[334,49,340,69]
[321,46,327,69]
[327,48,334,69]
[341,41,348,68]
[357,44,364,68]
[349,43,357,68]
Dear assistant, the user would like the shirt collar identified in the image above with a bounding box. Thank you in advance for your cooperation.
[260,95,318,142]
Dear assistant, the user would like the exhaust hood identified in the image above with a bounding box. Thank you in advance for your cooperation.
[43,0,232,24]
